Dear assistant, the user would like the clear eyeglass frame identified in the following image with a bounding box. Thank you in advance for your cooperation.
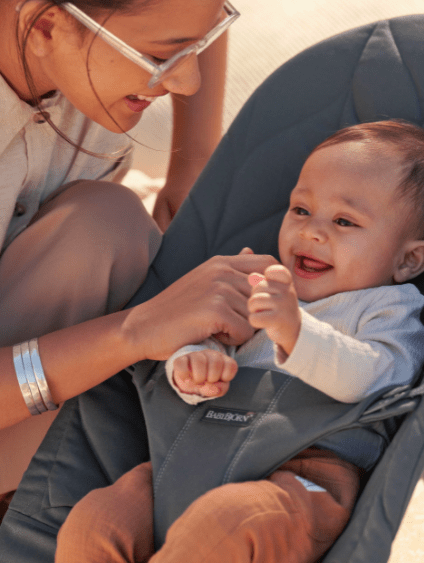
[62,1,240,88]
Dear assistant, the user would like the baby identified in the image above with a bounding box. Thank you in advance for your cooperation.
[168,120,424,407]
[56,120,424,563]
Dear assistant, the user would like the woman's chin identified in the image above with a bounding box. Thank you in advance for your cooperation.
[94,111,144,134]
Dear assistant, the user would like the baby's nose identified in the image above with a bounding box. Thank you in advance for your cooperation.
[299,219,327,242]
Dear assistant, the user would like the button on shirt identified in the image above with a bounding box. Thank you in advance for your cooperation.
[0,76,132,252]
[14,202,26,217]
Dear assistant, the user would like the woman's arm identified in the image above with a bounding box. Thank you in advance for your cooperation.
[0,251,278,430]
[153,33,228,231]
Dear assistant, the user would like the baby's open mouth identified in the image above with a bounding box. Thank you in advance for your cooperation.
[295,255,333,276]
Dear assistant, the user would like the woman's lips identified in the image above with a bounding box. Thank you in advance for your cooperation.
[294,255,333,279]
[124,97,152,113]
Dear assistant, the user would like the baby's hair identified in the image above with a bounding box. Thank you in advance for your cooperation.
[16,0,158,159]
[312,120,424,238]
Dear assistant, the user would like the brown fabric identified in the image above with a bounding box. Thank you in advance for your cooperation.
[55,449,360,563]
[55,462,154,563]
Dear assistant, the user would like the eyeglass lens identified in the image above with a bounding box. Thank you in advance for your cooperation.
[149,5,235,87]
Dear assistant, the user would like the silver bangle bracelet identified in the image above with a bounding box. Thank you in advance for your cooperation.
[20,342,47,414]
[28,339,58,411]
[13,339,58,415]
[12,345,40,416]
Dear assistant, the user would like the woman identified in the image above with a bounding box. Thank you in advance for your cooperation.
[0,0,277,510]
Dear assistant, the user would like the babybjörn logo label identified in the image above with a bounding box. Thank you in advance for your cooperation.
[201,407,258,426]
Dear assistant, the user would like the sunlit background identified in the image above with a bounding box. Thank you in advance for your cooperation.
[130,0,424,179]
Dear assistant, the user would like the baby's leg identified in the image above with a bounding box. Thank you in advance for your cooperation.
[150,452,359,563]
[55,462,154,563]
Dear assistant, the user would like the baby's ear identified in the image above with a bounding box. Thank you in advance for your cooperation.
[394,240,424,283]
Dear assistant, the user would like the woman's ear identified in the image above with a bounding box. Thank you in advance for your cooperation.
[18,2,73,57]
[394,240,424,283]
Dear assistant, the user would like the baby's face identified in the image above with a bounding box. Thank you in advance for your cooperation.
[278,141,413,302]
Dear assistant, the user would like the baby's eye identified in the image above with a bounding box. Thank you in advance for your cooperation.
[334,217,357,227]
[292,206,309,216]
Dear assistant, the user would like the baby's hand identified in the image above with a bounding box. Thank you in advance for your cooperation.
[173,349,238,398]
[248,265,301,355]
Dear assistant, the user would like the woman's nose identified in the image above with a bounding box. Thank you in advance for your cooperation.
[161,53,201,96]
[299,219,328,242]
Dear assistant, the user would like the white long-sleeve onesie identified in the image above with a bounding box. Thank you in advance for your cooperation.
[166,284,424,405]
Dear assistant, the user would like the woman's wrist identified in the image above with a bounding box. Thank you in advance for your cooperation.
[0,308,146,430]
[38,308,144,406]
[13,339,59,416]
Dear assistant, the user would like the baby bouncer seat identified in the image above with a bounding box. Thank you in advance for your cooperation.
[1,14,424,563]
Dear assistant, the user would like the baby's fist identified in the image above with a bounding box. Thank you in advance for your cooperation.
[173,349,238,398]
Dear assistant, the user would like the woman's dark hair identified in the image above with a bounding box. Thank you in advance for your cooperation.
[17,0,156,159]
[312,120,424,237]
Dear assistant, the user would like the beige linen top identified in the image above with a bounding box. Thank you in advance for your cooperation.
[0,76,132,252]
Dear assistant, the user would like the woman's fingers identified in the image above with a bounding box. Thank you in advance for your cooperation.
[238,247,254,255]
[212,311,254,346]
[198,255,281,344]
[130,253,282,360]
[226,253,280,280]
[184,254,280,306]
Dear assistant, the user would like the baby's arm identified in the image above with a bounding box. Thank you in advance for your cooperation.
[248,268,424,403]
[165,339,238,405]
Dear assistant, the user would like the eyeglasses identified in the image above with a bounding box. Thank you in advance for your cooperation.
[62,1,240,88]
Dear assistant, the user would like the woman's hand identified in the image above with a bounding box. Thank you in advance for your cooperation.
[0,250,278,429]
[123,249,279,361]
